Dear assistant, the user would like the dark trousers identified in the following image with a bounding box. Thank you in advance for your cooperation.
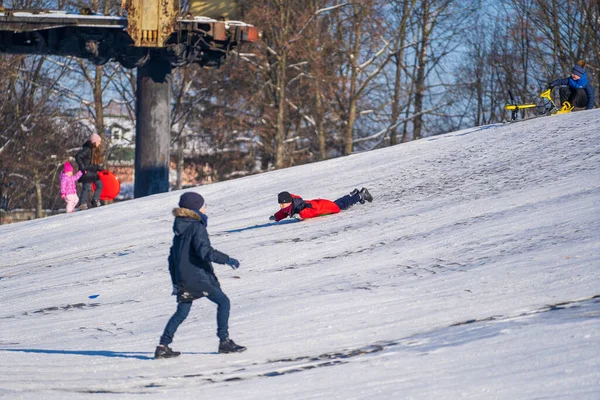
[80,179,103,205]
[159,287,231,346]
[334,192,361,211]
[559,87,588,108]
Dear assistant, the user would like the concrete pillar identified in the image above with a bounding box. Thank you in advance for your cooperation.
[134,57,172,198]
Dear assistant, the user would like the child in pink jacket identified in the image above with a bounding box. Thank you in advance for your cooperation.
[60,161,83,213]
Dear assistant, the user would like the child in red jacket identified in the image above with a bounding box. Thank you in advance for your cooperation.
[270,188,373,222]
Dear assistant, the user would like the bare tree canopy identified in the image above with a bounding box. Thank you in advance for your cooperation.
[1,0,598,216]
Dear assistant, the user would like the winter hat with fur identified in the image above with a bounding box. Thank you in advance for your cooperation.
[90,133,102,145]
[63,161,73,173]
[179,192,205,210]
[278,191,293,204]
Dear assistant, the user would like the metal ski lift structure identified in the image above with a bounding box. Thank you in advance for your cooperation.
[0,1,258,197]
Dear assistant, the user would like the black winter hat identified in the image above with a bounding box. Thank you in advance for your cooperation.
[278,191,293,204]
[179,192,205,210]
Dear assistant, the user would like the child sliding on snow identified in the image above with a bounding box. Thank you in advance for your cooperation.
[269,188,373,222]
[155,192,246,359]
[59,161,83,213]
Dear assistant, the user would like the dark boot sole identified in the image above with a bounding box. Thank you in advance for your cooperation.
[219,347,247,354]
[154,353,181,359]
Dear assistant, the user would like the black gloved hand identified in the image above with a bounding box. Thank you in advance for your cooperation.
[546,83,553,90]
[226,257,240,269]
[269,215,276,221]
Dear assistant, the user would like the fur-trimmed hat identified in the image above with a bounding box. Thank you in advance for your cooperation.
[278,191,293,204]
[179,192,205,210]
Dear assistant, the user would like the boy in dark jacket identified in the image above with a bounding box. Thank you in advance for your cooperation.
[270,188,373,222]
[155,192,245,359]
[548,60,595,111]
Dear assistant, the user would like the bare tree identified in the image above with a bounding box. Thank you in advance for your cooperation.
[388,0,417,145]
[331,0,398,155]
[0,55,80,217]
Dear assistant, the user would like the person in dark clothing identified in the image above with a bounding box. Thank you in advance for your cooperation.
[270,188,373,222]
[75,133,104,210]
[155,192,245,359]
[548,60,595,111]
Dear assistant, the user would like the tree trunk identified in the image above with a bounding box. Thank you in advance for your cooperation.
[34,168,43,219]
[175,134,184,190]
[390,52,403,146]
[344,2,362,155]
[413,0,430,140]
[94,65,105,143]
[274,50,287,168]
[344,96,357,155]
[390,0,415,145]
[314,74,327,160]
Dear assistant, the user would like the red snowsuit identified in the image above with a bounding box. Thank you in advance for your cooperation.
[274,193,341,221]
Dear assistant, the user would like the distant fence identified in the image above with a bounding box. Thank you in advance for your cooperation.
[1,209,63,225]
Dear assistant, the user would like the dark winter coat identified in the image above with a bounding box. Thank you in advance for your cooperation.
[274,193,341,221]
[168,208,230,300]
[75,141,101,183]
[551,72,595,110]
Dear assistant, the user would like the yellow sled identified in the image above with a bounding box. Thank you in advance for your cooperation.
[554,101,574,115]
[504,89,557,121]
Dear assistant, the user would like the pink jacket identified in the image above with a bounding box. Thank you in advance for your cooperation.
[60,171,83,196]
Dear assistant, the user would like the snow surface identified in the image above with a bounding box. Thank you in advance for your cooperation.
[1,111,599,399]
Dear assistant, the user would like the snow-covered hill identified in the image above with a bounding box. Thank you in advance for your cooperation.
[1,111,599,399]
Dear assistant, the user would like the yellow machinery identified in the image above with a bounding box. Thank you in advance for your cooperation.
[0,1,257,66]
[126,0,178,47]
[190,0,241,20]
[125,0,253,48]
[504,89,573,121]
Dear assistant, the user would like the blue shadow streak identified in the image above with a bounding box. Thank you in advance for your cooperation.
[454,124,504,136]
[428,124,503,141]
[1,348,154,360]
[0,348,218,359]
[224,219,300,233]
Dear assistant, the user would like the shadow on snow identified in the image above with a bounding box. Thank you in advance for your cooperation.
[0,348,154,360]
[223,219,299,233]
[0,348,218,360]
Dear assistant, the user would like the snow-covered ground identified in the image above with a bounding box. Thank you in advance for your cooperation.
[1,111,599,399]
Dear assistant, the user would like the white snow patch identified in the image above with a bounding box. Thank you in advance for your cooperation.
[1,111,599,399]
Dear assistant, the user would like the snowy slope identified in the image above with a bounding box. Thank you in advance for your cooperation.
[1,111,599,399]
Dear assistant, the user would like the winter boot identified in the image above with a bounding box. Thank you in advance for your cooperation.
[359,187,373,203]
[78,203,88,211]
[91,199,102,208]
[350,188,360,196]
[218,338,247,354]
[154,345,181,359]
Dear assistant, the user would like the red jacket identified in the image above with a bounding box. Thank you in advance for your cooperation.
[274,194,340,221]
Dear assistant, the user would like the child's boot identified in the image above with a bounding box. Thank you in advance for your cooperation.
[154,345,181,359]
[359,188,373,203]
[218,338,247,354]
